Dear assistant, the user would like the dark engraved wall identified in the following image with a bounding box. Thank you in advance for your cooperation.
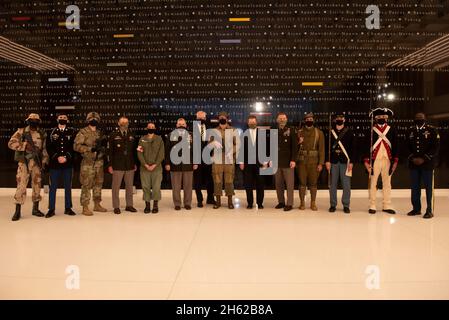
[0,0,448,189]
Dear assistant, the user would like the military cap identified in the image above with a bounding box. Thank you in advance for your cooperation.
[86,112,100,122]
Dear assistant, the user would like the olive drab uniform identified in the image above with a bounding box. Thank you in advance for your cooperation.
[74,126,106,209]
[8,126,49,206]
[297,124,325,210]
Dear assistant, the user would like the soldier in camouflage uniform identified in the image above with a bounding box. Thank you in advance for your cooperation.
[8,113,49,221]
[74,112,108,216]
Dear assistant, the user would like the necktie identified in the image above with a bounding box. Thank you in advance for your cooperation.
[200,124,205,141]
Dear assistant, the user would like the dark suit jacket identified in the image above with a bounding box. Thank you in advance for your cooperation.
[277,125,298,168]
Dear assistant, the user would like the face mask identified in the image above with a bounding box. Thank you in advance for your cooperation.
[335,120,344,126]
[28,120,39,129]
[414,119,425,127]
[376,119,386,125]
[305,121,314,127]
[199,119,206,125]
[147,129,156,135]
[177,126,186,130]
[219,118,227,125]
[58,119,68,125]
[248,124,257,129]
[89,119,99,127]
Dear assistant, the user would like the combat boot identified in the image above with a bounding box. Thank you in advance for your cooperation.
[228,196,234,209]
[82,206,93,216]
[310,187,318,211]
[144,201,151,214]
[152,200,159,214]
[12,204,21,221]
[32,202,45,217]
[93,201,107,212]
[299,187,306,210]
[213,196,221,209]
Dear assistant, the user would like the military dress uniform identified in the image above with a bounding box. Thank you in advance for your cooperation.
[46,125,77,216]
[326,123,356,213]
[297,119,325,211]
[8,113,49,221]
[274,124,297,210]
[108,127,137,213]
[165,129,195,210]
[406,123,440,218]
[73,112,108,215]
[364,108,398,214]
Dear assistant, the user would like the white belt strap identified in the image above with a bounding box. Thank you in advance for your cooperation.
[372,126,391,151]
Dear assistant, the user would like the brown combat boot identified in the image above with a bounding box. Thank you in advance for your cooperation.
[82,206,93,216]
[213,196,221,209]
[299,187,306,210]
[310,187,318,211]
[93,201,108,212]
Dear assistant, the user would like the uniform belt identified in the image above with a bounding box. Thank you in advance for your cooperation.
[299,150,318,156]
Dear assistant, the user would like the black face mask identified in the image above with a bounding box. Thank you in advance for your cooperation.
[147,129,156,135]
[219,118,227,125]
[28,120,39,128]
[376,119,386,125]
[335,120,344,126]
[414,119,425,127]
[199,119,206,125]
[305,121,314,127]
[177,126,186,130]
[58,119,68,125]
[89,119,99,127]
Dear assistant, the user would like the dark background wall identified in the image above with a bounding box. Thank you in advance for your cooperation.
[0,0,448,189]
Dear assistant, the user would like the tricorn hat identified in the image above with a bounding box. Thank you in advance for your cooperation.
[370,107,394,118]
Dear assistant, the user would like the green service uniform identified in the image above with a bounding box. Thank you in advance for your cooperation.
[297,126,325,203]
[138,134,164,202]
[74,126,106,206]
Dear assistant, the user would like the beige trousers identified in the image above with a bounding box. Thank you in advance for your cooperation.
[369,157,393,210]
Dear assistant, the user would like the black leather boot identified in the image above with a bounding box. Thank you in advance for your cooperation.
[213,196,221,209]
[144,201,151,214]
[45,209,55,218]
[32,202,45,217]
[152,201,159,214]
[12,204,21,221]
[228,196,234,209]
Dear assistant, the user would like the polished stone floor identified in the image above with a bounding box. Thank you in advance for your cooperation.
[0,188,448,300]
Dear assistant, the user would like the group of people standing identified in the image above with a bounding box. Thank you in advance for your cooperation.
[7,108,440,221]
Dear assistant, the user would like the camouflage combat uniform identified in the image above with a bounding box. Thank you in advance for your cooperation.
[73,113,107,209]
[8,125,49,205]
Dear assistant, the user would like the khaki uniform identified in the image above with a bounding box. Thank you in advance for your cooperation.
[210,124,240,196]
[8,127,49,205]
[297,126,325,204]
[74,126,106,206]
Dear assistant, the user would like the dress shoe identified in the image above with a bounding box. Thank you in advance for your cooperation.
[185,205,192,210]
[407,210,421,216]
[175,206,181,211]
[247,204,253,209]
[257,204,264,209]
[343,207,351,214]
[275,203,285,209]
[45,209,55,218]
[423,211,434,219]
[197,202,203,208]
[125,206,137,213]
[284,205,292,212]
[114,208,121,214]
[369,209,376,214]
[329,206,336,213]
[64,208,76,216]
[310,201,318,211]
[206,199,216,205]
[383,209,396,214]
